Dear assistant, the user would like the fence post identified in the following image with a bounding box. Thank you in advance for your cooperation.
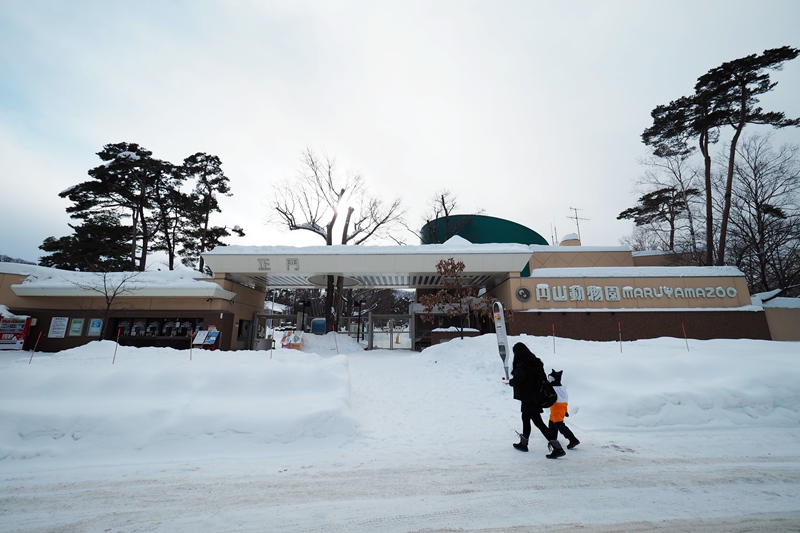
[367,312,374,350]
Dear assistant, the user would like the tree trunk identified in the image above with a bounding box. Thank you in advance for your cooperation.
[334,276,345,331]
[325,275,336,332]
[699,130,714,265]
[129,206,139,269]
[679,185,700,265]
[716,87,748,266]
[138,208,149,271]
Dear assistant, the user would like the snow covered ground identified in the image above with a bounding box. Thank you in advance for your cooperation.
[1,333,799,532]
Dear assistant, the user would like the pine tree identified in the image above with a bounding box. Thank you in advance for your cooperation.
[643,46,800,265]
[695,46,800,265]
[42,144,245,273]
[61,142,173,271]
[150,166,188,270]
[39,213,132,271]
[617,186,701,252]
[178,153,244,272]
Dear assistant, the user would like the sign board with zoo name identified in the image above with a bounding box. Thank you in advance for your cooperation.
[522,280,747,309]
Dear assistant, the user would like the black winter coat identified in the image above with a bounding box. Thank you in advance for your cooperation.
[509,356,547,413]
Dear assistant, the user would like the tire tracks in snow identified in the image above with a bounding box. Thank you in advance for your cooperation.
[2,450,799,532]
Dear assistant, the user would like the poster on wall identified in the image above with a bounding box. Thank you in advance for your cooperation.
[87,318,103,337]
[69,318,85,337]
[48,317,69,338]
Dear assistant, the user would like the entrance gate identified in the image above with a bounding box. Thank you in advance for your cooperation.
[363,314,412,350]
[250,312,415,351]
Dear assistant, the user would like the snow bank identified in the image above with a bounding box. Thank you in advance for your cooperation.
[0,341,355,464]
[420,334,800,430]
[1,334,798,468]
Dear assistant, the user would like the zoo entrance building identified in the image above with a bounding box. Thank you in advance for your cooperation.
[1,216,796,352]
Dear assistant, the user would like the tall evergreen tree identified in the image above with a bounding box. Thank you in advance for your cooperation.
[695,46,800,265]
[617,186,701,252]
[39,213,132,271]
[60,142,173,271]
[150,166,188,270]
[42,144,245,273]
[643,46,799,265]
[179,153,244,272]
[643,93,720,264]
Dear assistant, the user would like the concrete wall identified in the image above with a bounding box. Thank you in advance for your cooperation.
[528,249,635,270]
[762,305,800,341]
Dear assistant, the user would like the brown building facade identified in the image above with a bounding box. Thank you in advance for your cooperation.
[2,236,797,353]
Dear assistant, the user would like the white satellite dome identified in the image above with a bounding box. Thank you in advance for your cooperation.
[559,233,581,246]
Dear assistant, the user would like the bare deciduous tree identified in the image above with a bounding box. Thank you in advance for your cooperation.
[718,135,800,293]
[67,271,141,338]
[272,148,404,329]
[400,189,485,244]
[619,153,703,264]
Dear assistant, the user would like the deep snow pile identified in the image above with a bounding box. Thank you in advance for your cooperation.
[420,334,800,430]
[0,340,356,464]
[0,333,798,468]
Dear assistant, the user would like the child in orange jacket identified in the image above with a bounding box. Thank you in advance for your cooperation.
[548,369,580,450]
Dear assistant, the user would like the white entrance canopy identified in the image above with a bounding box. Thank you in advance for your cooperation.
[202,240,533,290]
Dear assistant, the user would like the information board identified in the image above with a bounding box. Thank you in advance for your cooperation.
[192,330,209,345]
[48,317,69,338]
[69,318,85,337]
[87,318,103,337]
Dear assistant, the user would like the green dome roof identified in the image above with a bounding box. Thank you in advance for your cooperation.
[421,214,547,246]
[421,215,545,277]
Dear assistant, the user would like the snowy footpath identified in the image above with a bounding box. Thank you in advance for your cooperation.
[1,334,799,532]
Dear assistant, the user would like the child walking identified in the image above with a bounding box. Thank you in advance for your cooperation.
[548,369,580,450]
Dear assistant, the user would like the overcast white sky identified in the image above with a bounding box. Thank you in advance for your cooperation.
[1,0,799,263]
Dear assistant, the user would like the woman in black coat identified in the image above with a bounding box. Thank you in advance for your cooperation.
[508,342,566,459]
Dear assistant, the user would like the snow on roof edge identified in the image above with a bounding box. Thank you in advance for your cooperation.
[205,242,532,256]
[528,266,745,278]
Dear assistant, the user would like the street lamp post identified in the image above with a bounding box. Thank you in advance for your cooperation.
[269,289,275,328]
[356,300,366,342]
